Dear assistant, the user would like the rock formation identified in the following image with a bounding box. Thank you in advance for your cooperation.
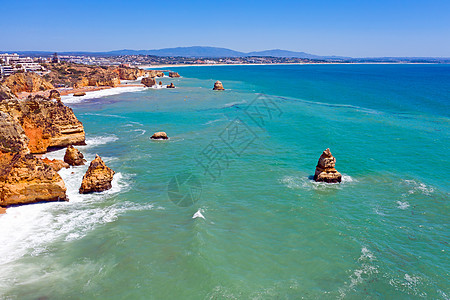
[146,70,164,78]
[213,81,225,90]
[167,83,175,88]
[0,111,30,154]
[0,95,86,153]
[79,155,115,194]
[141,77,156,87]
[151,132,169,140]
[169,72,180,78]
[41,158,69,172]
[49,89,61,101]
[0,84,16,101]
[0,114,67,206]
[314,148,342,183]
[64,145,86,166]
[159,81,162,86]
[73,92,86,96]
[2,72,54,95]
[0,153,67,206]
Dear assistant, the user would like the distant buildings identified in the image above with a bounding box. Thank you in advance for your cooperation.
[0,53,46,78]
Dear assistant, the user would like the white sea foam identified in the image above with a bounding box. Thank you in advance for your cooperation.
[281,174,356,191]
[223,100,247,108]
[397,201,410,210]
[193,209,205,220]
[61,86,145,104]
[84,135,119,147]
[402,180,434,196]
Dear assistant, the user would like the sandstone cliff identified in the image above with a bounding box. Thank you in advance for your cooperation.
[0,111,67,207]
[2,72,54,95]
[0,95,86,153]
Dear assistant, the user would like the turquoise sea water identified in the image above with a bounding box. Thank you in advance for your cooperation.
[0,64,449,299]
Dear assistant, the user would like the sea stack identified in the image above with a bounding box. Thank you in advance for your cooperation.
[64,145,86,166]
[213,81,224,90]
[169,72,180,78]
[141,77,156,87]
[314,148,342,183]
[166,83,175,88]
[151,132,169,140]
[79,155,115,194]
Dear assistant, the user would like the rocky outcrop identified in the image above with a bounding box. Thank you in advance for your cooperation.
[0,111,29,154]
[49,89,61,101]
[213,81,224,90]
[74,77,89,88]
[41,158,69,172]
[0,96,86,153]
[147,70,165,78]
[64,145,86,166]
[0,95,67,207]
[79,155,115,194]
[88,76,120,87]
[141,77,156,87]
[2,72,54,95]
[169,72,180,78]
[166,83,175,88]
[151,132,168,140]
[0,85,16,101]
[314,148,342,183]
[0,152,67,206]
[73,92,86,97]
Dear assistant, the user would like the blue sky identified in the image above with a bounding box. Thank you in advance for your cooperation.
[1,0,449,57]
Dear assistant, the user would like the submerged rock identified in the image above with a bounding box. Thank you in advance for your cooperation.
[314,148,342,183]
[166,83,175,88]
[141,77,156,87]
[64,145,86,166]
[151,132,168,140]
[213,81,224,90]
[169,72,180,78]
[79,155,115,194]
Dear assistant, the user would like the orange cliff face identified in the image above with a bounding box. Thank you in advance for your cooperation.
[2,72,54,94]
[0,111,67,207]
[0,94,86,153]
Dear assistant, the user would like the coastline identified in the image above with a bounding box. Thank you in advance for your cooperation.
[139,62,446,69]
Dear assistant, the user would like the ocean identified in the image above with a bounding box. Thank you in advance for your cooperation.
[0,64,449,299]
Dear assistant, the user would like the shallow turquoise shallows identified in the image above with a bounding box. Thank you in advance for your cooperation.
[0,64,449,299]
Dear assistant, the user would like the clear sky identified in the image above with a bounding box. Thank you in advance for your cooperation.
[1,0,449,57]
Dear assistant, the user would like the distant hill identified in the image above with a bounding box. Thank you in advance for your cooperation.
[2,47,449,62]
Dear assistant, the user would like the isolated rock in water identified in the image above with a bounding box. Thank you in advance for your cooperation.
[141,77,156,87]
[49,89,61,101]
[73,92,86,97]
[169,72,180,78]
[151,132,168,140]
[314,148,342,183]
[79,155,115,194]
[159,81,162,86]
[41,158,69,172]
[0,111,30,154]
[0,95,86,153]
[64,145,86,166]
[213,81,224,90]
[166,83,175,88]
[0,153,67,206]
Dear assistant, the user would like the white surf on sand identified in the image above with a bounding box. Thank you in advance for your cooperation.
[61,86,145,104]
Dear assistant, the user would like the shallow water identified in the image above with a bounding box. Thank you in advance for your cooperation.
[0,64,449,299]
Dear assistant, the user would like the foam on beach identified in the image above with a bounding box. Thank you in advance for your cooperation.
[61,86,145,104]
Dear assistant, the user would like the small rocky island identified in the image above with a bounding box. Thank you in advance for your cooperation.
[314,148,342,183]
[213,81,225,90]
